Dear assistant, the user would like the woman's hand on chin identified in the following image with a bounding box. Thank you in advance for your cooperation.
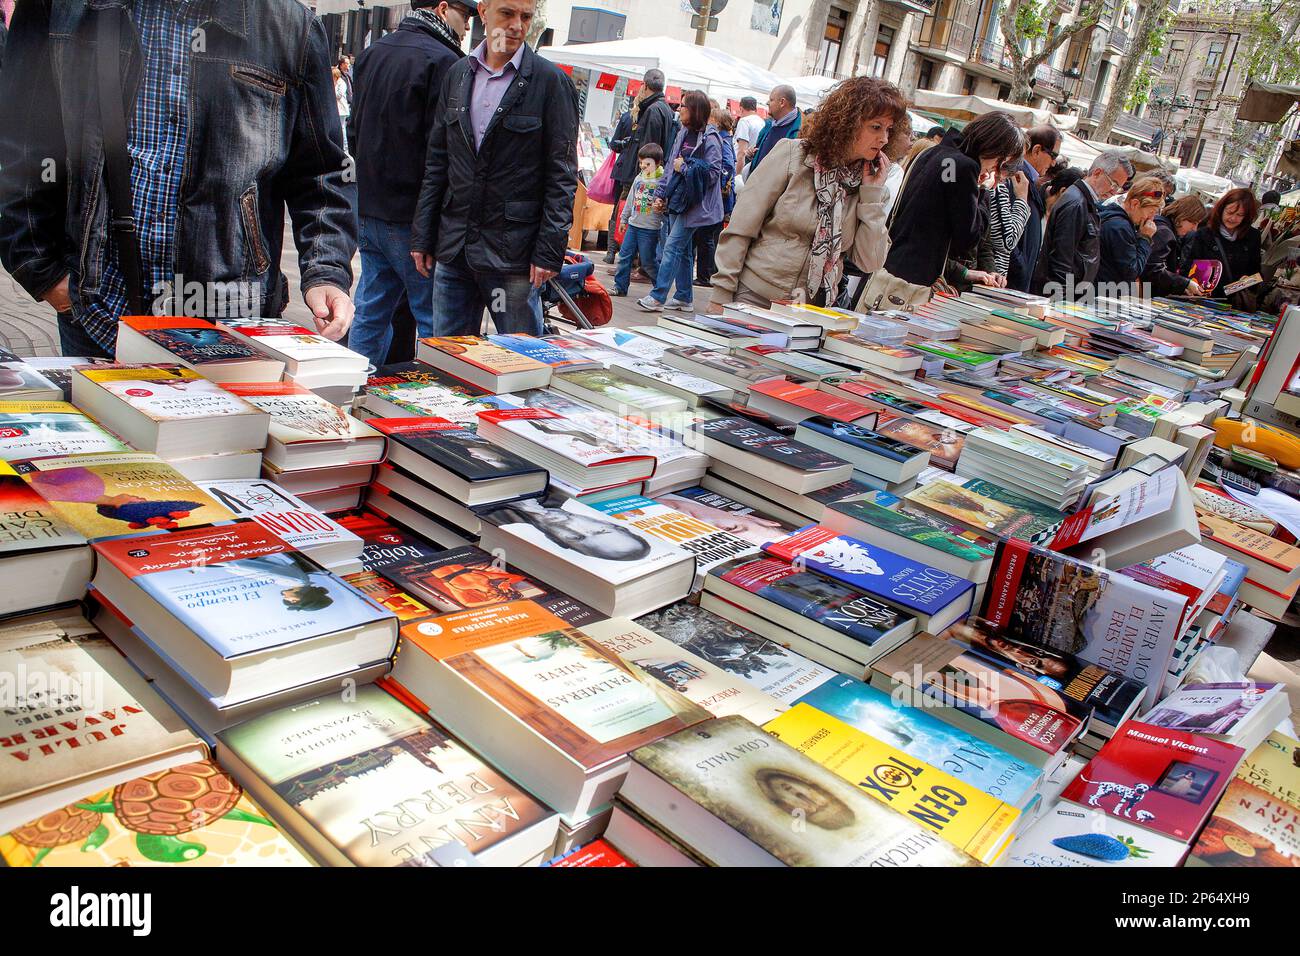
[864,152,891,186]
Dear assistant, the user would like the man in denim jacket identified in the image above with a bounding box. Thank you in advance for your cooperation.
[0,0,357,357]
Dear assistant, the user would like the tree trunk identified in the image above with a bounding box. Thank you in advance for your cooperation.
[1094,1,1166,142]
[527,0,549,47]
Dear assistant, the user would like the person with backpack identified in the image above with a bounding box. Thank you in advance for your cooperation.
[694,106,736,288]
[635,91,725,313]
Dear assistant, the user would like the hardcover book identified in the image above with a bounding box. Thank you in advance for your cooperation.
[634,602,836,703]
[763,525,975,621]
[980,538,1187,708]
[226,323,368,372]
[627,716,978,866]
[654,486,798,546]
[360,364,499,425]
[12,451,235,538]
[219,686,554,866]
[116,316,281,379]
[0,402,126,465]
[583,618,784,725]
[663,346,785,386]
[1061,721,1246,841]
[0,760,311,867]
[75,365,263,421]
[765,703,1020,863]
[747,379,877,424]
[689,417,850,475]
[793,674,1041,806]
[1189,732,1300,867]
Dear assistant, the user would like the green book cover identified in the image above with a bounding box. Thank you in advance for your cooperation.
[991,309,1055,332]
[911,342,998,366]
[959,478,1065,531]
[830,498,994,562]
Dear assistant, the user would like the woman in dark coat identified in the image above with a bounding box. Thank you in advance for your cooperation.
[1143,195,1207,296]
[1180,188,1263,300]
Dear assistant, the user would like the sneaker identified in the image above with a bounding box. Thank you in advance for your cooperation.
[665,298,694,312]
[612,288,627,297]
[635,295,663,312]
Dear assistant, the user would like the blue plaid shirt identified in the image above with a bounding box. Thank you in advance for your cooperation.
[75,0,210,349]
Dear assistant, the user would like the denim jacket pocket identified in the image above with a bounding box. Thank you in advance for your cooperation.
[76,171,105,296]
[240,185,270,275]
[230,63,288,97]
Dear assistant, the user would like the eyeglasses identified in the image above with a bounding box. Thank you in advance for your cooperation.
[1099,168,1129,195]
[1035,144,1060,160]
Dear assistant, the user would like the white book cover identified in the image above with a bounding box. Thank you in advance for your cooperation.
[478,408,649,468]
[965,427,1090,475]
[610,359,728,396]
[590,494,758,580]
[228,324,365,365]
[196,478,363,555]
[1001,802,1187,867]
[578,329,670,361]
[89,371,258,422]
[477,493,694,587]
[630,324,715,350]
[0,404,129,461]
[1142,682,1285,738]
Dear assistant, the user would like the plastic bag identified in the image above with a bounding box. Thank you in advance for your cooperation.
[587,152,618,206]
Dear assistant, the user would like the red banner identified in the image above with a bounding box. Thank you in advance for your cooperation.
[626,79,643,96]
[596,72,618,91]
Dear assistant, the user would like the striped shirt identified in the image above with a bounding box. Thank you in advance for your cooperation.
[978,179,1031,278]
[75,0,210,349]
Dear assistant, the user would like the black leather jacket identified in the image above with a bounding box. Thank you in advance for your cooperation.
[1033,181,1101,298]
[410,42,579,276]
[0,0,356,320]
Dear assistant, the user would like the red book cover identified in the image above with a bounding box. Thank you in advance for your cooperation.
[93,521,292,579]
[749,379,876,423]
[548,838,635,868]
[1062,721,1246,841]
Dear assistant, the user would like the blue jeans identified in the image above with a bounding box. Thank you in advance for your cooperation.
[614,224,661,294]
[432,253,542,336]
[58,310,115,359]
[650,214,698,306]
[349,216,434,367]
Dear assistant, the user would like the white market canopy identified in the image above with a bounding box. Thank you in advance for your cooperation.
[539,36,784,104]
[784,74,842,107]
[909,89,1078,132]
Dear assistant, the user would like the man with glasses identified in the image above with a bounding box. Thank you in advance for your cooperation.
[1033,150,1134,300]
[1007,125,1060,292]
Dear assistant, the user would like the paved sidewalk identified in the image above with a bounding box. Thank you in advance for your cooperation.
[0,227,667,357]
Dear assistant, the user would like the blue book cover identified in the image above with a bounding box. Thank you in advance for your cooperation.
[764,525,974,616]
[795,673,1041,805]
[488,334,591,370]
[798,417,919,463]
[96,523,393,661]
[710,556,913,649]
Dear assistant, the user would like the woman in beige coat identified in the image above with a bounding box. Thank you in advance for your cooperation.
[708,76,908,311]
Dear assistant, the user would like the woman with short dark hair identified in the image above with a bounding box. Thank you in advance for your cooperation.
[865,110,1025,307]
[1180,188,1262,300]
[637,90,726,313]
[708,76,907,310]
[1144,195,1208,296]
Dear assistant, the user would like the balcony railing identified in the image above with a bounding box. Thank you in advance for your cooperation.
[1113,113,1159,139]
[974,38,1013,71]
[916,14,977,56]
[1108,28,1129,53]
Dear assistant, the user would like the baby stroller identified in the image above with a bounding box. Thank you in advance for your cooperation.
[541,252,612,333]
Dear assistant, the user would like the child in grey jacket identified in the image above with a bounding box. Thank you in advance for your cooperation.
[613,144,666,295]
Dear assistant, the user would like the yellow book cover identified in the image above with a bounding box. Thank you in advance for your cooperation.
[764,702,1019,864]
[1,761,312,867]
[11,451,235,538]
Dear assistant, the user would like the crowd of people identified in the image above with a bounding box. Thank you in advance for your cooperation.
[0,0,1293,370]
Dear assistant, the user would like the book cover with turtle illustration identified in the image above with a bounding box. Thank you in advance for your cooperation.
[218,686,555,866]
[10,451,234,539]
[0,609,207,836]
[0,761,311,867]
[1000,803,1188,868]
[1189,731,1300,867]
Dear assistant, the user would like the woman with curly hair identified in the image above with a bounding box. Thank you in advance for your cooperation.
[707,76,906,311]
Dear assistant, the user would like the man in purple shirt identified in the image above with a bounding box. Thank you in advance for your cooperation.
[410,0,579,335]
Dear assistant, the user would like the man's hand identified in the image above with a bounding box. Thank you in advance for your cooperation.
[304,284,354,341]
[41,275,72,313]
[411,251,435,278]
[1011,170,1029,201]
[530,264,557,288]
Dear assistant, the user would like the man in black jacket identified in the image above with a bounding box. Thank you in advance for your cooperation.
[1033,151,1133,301]
[347,0,471,366]
[410,0,579,336]
[1007,125,1060,293]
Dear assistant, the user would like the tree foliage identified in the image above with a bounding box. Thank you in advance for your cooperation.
[999,0,1105,105]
